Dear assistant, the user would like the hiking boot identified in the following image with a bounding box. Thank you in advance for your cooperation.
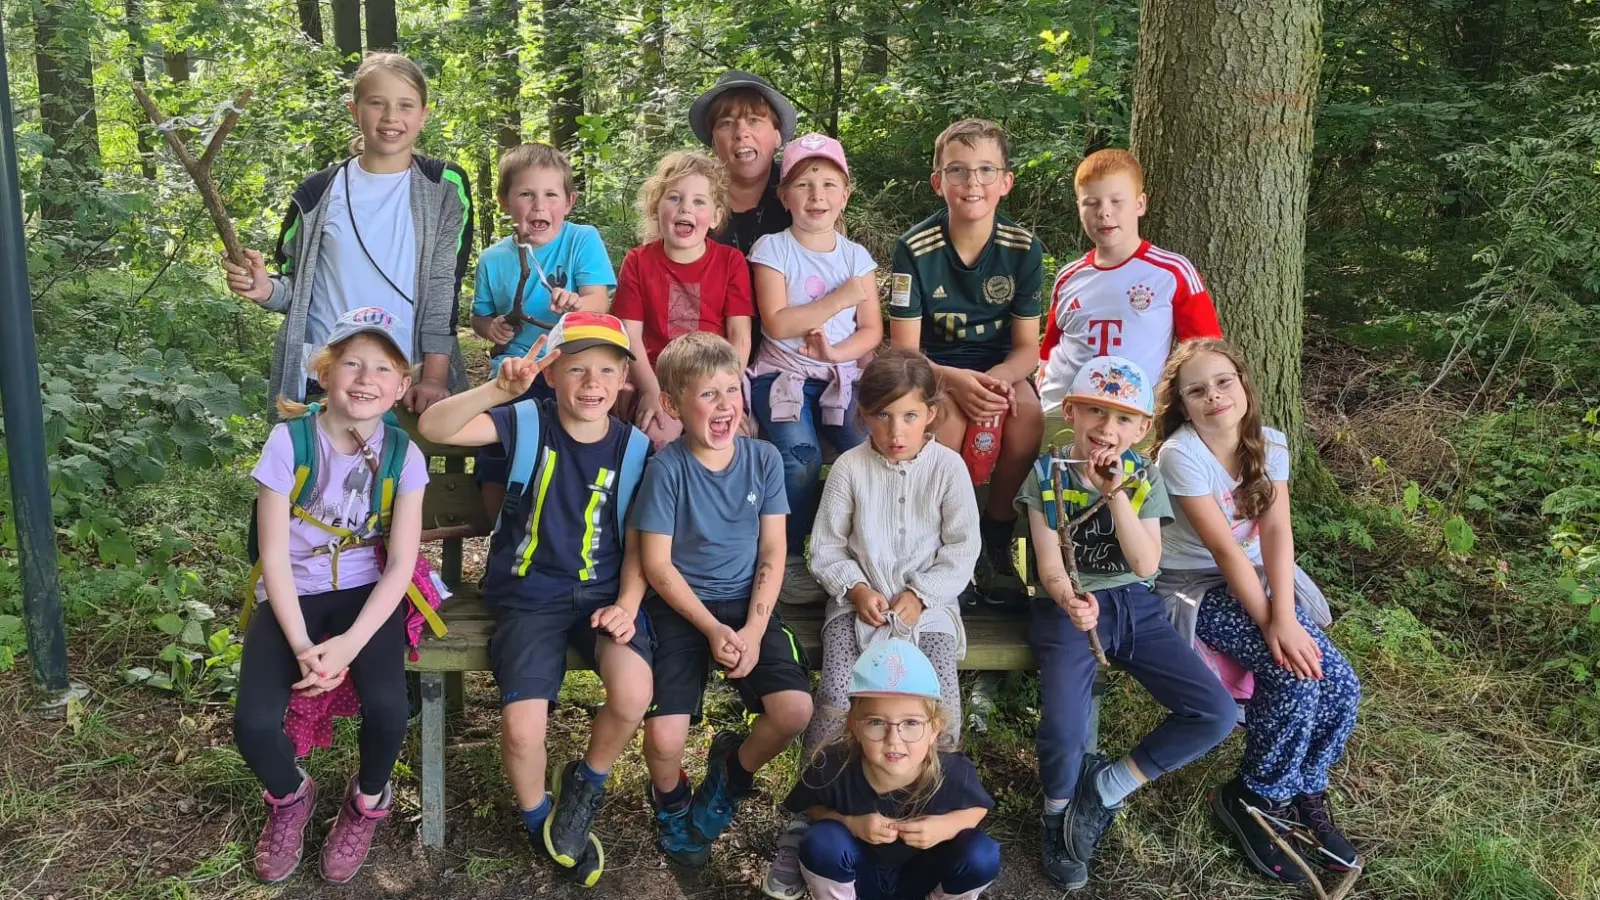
[1065,754,1121,865]
[320,778,391,884]
[545,760,607,869]
[762,818,808,900]
[253,772,317,883]
[1209,777,1309,884]
[974,547,1028,609]
[1291,791,1360,871]
[1041,812,1088,891]
[778,558,827,605]
[650,773,711,867]
[689,730,749,845]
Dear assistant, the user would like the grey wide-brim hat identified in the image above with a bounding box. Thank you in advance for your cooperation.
[689,70,798,146]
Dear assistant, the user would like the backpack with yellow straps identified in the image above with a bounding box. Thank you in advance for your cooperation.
[241,409,447,640]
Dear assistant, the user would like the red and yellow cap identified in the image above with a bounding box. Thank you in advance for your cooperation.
[544,311,635,361]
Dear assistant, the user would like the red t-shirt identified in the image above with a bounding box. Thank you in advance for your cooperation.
[609,240,754,365]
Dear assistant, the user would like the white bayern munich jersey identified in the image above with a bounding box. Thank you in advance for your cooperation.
[1039,241,1222,412]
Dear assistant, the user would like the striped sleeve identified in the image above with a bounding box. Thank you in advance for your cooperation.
[1146,246,1221,340]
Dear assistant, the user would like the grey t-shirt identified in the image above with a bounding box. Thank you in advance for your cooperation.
[630,436,789,601]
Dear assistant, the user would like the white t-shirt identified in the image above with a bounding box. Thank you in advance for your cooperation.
[1157,423,1291,571]
[307,159,417,366]
[748,228,876,363]
[1038,241,1220,412]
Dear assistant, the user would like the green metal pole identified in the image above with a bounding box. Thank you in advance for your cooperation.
[0,16,71,694]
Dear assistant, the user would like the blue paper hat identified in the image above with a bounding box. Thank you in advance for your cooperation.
[848,639,941,701]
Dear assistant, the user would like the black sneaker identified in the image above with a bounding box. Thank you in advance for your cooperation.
[1041,812,1088,891]
[525,811,605,888]
[1290,792,1360,871]
[1209,777,1309,884]
[974,549,1029,609]
[545,760,607,869]
[1065,754,1121,865]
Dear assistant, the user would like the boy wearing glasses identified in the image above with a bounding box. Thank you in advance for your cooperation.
[1037,149,1223,416]
[889,118,1045,606]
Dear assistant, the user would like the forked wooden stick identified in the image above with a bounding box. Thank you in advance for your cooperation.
[1049,445,1110,667]
[1243,805,1363,900]
[132,85,252,267]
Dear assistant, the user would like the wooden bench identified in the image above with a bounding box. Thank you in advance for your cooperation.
[397,411,1055,850]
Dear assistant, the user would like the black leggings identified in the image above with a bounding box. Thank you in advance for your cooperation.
[234,584,408,798]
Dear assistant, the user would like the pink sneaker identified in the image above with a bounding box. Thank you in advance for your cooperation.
[320,778,391,884]
[254,772,317,883]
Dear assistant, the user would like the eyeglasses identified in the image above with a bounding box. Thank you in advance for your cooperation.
[1181,372,1240,400]
[858,716,929,743]
[937,164,1006,186]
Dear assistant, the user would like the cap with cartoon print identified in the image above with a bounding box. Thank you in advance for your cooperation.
[1064,355,1153,417]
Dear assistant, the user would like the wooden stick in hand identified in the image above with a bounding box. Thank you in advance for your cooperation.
[132,85,252,267]
[1050,446,1110,667]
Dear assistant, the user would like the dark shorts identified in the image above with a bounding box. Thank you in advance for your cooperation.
[645,595,811,722]
[488,578,653,706]
[475,377,558,487]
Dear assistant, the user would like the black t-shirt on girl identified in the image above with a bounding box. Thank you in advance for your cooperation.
[783,746,994,866]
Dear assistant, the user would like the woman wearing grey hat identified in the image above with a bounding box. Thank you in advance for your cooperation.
[689,70,798,258]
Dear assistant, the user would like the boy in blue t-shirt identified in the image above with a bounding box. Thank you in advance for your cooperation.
[631,332,813,868]
[471,143,618,517]
[417,312,650,887]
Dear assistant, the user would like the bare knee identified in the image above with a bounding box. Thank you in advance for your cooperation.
[644,718,688,764]
[501,700,549,758]
[763,691,814,738]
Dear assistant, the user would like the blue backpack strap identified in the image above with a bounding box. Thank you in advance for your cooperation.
[496,399,545,535]
[286,414,320,510]
[614,425,650,537]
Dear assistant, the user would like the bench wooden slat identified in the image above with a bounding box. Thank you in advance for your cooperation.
[420,472,493,535]
[407,589,1035,673]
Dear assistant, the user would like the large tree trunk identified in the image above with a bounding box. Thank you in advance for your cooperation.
[1130,0,1320,443]
[34,0,101,220]
[491,0,522,151]
[862,1,889,76]
[637,0,666,144]
[298,0,325,43]
[332,0,364,72]
[366,0,398,50]
[124,0,156,179]
[543,0,583,155]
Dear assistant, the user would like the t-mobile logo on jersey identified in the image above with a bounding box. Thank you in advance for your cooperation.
[1088,319,1124,355]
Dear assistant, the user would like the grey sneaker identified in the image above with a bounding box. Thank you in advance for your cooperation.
[762,818,808,900]
[778,558,827,605]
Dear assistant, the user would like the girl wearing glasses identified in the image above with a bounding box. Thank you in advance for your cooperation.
[779,640,999,900]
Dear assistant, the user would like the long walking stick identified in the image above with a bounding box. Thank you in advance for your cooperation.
[132,86,252,267]
[1048,446,1110,667]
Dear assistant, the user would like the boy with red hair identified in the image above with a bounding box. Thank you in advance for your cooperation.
[1038,149,1222,414]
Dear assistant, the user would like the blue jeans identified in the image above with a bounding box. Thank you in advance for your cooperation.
[800,820,1000,900]
[749,373,866,552]
[1031,582,1236,802]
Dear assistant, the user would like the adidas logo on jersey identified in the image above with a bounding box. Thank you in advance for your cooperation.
[932,285,947,299]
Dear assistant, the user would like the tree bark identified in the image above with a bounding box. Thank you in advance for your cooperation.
[298,0,325,43]
[124,0,157,178]
[332,0,364,73]
[366,0,398,50]
[638,0,666,144]
[163,47,190,81]
[1129,0,1321,443]
[491,0,522,151]
[34,0,101,220]
[862,1,889,76]
[543,0,583,155]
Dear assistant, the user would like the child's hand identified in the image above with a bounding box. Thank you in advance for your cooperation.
[889,589,924,626]
[727,622,765,679]
[799,329,841,363]
[1065,589,1099,632]
[1079,453,1126,496]
[893,816,952,849]
[590,605,637,644]
[549,285,583,313]
[706,622,747,670]
[949,370,1010,425]
[404,378,450,413]
[221,249,273,305]
[1267,618,1325,681]
[494,336,560,397]
[848,584,890,627]
[847,812,900,845]
[292,655,348,696]
[299,632,362,682]
[486,315,517,345]
[635,387,667,433]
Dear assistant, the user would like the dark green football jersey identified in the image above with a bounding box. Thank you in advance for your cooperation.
[889,209,1045,370]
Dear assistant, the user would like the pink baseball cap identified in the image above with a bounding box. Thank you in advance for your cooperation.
[779,133,850,183]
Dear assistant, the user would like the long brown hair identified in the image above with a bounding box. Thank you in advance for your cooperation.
[804,696,948,819]
[1153,338,1276,520]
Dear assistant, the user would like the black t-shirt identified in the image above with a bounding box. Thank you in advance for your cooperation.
[482,401,634,610]
[712,163,792,257]
[783,747,994,866]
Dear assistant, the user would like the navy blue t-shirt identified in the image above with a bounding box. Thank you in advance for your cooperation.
[482,401,636,610]
[784,747,994,866]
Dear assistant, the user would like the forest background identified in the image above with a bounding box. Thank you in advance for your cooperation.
[1,1,1598,898]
